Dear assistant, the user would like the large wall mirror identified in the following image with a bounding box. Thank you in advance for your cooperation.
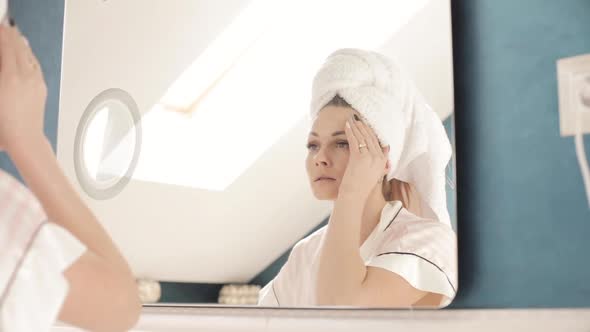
[57,0,457,309]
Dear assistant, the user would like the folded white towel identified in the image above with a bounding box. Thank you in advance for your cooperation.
[310,48,452,226]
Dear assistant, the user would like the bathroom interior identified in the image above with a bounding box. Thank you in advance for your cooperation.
[1,0,589,331]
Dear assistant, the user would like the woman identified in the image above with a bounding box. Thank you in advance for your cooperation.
[0,22,141,331]
[258,48,457,308]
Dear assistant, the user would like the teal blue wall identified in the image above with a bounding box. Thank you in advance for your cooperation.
[444,115,457,231]
[449,0,590,308]
[4,0,590,308]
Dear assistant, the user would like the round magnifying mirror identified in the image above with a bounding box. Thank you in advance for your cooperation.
[74,88,142,200]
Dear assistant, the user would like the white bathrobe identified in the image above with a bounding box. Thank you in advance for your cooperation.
[0,169,86,332]
[258,201,457,307]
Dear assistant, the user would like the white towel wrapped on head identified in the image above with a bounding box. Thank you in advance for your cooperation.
[310,48,452,226]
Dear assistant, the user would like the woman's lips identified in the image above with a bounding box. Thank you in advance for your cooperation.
[315,177,336,182]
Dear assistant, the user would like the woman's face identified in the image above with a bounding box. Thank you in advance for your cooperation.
[306,105,357,200]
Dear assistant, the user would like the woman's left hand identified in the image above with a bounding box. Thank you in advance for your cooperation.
[338,115,389,199]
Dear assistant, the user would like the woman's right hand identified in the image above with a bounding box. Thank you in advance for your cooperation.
[0,24,48,153]
[338,115,389,200]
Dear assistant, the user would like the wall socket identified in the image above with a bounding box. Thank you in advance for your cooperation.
[557,54,590,137]
[0,0,8,26]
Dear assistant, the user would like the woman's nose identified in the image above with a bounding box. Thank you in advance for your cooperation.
[314,149,331,167]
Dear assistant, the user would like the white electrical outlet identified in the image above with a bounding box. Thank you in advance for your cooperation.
[557,54,590,136]
[0,0,8,26]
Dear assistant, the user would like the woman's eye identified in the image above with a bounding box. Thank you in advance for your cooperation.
[306,143,319,151]
[336,141,349,148]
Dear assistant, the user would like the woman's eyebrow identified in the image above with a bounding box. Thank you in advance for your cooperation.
[309,131,346,137]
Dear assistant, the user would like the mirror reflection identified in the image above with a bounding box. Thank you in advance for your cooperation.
[82,101,134,184]
[57,0,457,308]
